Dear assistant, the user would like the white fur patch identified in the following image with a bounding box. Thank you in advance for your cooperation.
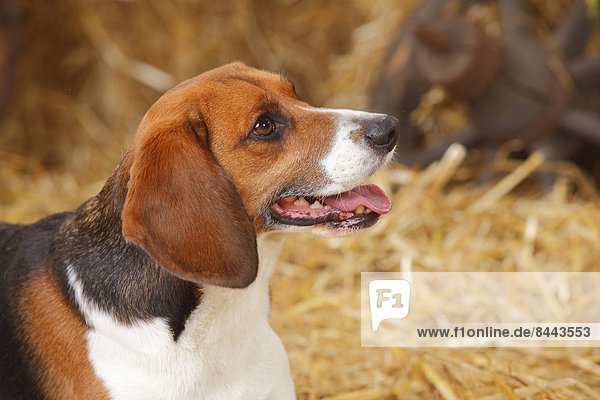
[67,234,294,400]
[298,106,392,195]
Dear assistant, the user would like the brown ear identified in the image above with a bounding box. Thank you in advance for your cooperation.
[121,120,258,288]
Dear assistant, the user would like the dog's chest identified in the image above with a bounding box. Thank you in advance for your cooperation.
[75,235,288,400]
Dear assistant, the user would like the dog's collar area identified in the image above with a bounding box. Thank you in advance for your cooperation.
[269,184,391,229]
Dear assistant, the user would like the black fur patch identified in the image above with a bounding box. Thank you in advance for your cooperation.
[51,163,201,340]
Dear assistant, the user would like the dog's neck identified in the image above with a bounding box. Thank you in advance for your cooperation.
[51,158,279,340]
[50,168,288,398]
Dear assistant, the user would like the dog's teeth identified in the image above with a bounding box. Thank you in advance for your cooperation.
[365,208,372,214]
[282,196,297,203]
[355,205,366,214]
[294,197,309,206]
[324,204,332,209]
[310,201,324,209]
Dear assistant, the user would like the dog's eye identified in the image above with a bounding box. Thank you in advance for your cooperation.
[252,116,276,137]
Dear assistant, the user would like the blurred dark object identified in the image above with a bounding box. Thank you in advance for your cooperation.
[372,0,600,174]
[0,0,18,121]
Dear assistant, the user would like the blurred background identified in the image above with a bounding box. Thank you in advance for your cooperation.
[1,0,600,398]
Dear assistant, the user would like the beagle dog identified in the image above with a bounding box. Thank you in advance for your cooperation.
[0,62,398,400]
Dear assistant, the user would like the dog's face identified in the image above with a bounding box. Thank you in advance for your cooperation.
[121,63,398,287]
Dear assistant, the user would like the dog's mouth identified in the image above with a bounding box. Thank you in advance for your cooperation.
[270,184,392,230]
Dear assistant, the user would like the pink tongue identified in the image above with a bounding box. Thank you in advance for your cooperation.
[322,184,392,214]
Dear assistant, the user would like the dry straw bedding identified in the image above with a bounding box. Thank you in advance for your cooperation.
[1,0,599,398]
[273,146,600,399]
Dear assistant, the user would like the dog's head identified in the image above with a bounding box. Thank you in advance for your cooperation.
[121,63,398,288]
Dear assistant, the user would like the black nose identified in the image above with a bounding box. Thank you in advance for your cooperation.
[364,115,399,152]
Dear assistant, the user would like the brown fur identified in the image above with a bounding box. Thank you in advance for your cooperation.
[19,270,109,400]
[122,118,258,288]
